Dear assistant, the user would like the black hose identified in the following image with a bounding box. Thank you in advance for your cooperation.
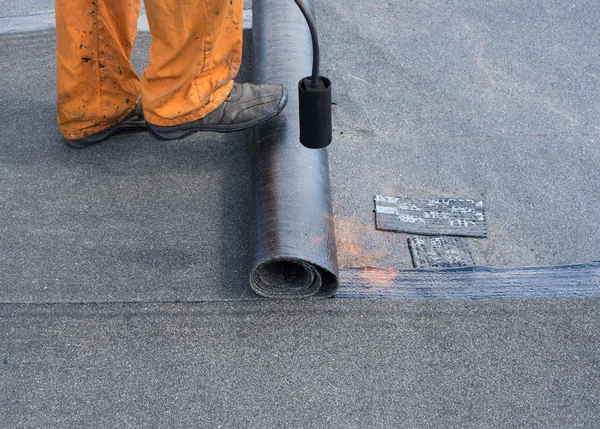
[293,0,320,88]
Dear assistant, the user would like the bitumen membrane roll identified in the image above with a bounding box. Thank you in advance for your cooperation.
[249,0,338,298]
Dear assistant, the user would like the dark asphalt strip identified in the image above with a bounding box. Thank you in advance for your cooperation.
[337,264,600,300]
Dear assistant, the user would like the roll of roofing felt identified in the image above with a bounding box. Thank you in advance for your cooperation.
[249,0,338,298]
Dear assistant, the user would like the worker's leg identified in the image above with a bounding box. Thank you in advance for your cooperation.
[142,0,287,140]
[55,0,142,141]
[141,0,244,126]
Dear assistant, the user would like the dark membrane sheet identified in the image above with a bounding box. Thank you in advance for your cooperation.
[408,236,476,269]
[249,0,338,298]
[336,264,600,301]
[375,196,488,238]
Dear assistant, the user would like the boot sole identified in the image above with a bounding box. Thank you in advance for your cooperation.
[64,120,147,148]
[147,89,288,141]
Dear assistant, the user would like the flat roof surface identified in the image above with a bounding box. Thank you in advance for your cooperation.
[1,0,598,427]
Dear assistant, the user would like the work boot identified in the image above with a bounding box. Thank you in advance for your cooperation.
[147,82,288,141]
[64,103,147,148]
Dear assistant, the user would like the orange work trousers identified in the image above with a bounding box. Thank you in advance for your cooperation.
[56,0,243,140]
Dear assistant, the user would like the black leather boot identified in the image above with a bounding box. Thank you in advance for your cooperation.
[147,83,288,141]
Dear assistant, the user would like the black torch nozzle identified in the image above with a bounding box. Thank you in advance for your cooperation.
[298,76,332,149]
[293,0,332,149]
